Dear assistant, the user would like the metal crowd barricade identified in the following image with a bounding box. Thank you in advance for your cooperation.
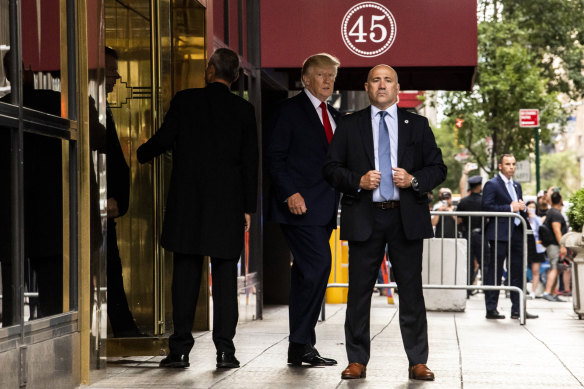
[324,211,529,325]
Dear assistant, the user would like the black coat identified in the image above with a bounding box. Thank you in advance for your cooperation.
[106,104,130,218]
[323,106,446,241]
[266,91,340,227]
[137,83,258,258]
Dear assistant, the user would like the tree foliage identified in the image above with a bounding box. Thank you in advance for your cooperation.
[439,0,583,177]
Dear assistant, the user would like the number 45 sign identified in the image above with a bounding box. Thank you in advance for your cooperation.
[341,2,397,58]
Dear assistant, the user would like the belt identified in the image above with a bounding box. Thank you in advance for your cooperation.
[372,200,400,209]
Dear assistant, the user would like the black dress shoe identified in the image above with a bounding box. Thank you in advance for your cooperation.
[216,352,240,368]
[287,343,336,366]
[310,345,337,365]
[511,311,539,319]
[159,354,189,368]
[485,309,505,319]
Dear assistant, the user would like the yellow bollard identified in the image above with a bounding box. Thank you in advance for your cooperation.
[326,229,349,303]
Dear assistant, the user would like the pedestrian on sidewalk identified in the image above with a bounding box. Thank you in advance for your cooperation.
[481,154,538,320]
[456,174,488,296]
[541,191,569,302]
[324,64,446,381]
[525,200,546,299]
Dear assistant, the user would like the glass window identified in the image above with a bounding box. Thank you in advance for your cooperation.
[0,0,63,115]
[0,0,10,102]
[23,132,64,319]
[0,126,13,327]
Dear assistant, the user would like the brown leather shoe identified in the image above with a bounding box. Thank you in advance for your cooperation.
[408,364,435,380]
[341,362,366,379]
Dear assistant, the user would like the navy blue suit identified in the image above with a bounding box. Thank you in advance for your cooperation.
[481,175,528,313]
[266,90,340,346]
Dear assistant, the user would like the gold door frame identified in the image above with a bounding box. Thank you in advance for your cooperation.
[104,0,209,357]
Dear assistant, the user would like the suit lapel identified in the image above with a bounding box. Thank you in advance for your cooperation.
[495,175,513,203]
[298,91,329,148]
[360,107,375,168]
[397,108,409,165]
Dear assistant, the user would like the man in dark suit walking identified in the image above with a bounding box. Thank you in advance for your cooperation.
[137,48,258,368]
[266,53,340,366]
[481,154,538,320]
[323,65,446,381]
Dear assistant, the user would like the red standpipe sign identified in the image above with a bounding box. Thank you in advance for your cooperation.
[341,2,397,58]
[519,109,539,127]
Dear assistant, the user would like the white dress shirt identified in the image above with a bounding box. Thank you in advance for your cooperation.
[304,88,336,132]
[371,103,399,201]
[499,172,518,212]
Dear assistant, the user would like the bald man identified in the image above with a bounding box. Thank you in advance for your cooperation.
[324,65,446,381]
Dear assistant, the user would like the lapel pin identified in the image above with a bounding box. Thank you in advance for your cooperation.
[404,120,409,124]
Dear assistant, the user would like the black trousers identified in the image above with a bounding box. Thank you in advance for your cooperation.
[485,229,524,313]
[346,208,428,367]
[107,220,139,336]
[281,224,332,346]
[170,252,239,356]
[469,231,489,286]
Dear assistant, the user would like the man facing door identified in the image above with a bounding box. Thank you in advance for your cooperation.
[137,48,258,368]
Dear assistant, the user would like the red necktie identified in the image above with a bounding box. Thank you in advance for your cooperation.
[320,102,333,144]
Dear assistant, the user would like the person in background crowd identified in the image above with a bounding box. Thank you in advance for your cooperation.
[456,175,487,296]
[525,200,546,299]
[541,191,569,302]
[432,187,456,238]
[536,190,549,218]
[481,154,538,320]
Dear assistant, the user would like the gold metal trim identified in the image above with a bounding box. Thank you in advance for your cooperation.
[59,0,70,313]
[75,0,91,383]
[150,0,163,337]
[105,337,169,357]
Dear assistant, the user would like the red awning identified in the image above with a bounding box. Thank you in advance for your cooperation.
[261,0,477,91]
[398,91,424,109]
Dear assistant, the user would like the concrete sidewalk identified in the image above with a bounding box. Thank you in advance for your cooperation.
[88,292,584,389]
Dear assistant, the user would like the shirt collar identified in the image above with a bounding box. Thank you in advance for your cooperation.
[304,88,327,110]
[498,172,514,186]
[371,103,398,120]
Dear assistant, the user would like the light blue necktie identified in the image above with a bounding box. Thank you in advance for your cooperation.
[378,111,393,200]
[507,180,520,226]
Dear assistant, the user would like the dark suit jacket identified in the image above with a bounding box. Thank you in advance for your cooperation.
[482,175,528,242]
[266,91,340,227]
[106,104,130,218]
[323,106,446,242]
[137,82,258,258]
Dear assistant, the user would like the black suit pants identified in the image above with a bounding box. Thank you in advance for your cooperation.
[468,231,488,286]
[281,224,333,345]
[346,208,428,366]
[170,252,239,356]
[107,221,139,336]
[485,230,523,313]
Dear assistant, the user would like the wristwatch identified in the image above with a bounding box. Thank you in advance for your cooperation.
[410,176,420,191]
